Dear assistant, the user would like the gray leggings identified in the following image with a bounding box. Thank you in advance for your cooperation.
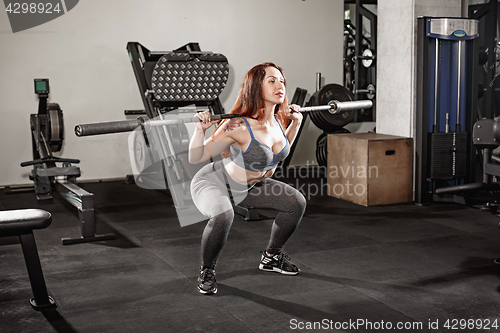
[191,160,306,268]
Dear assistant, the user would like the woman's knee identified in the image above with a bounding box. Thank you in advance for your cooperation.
[209,209,235,229]
[284,188,307,214]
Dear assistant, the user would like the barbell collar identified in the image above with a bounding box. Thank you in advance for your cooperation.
[297,105,332,113]
[296,99,373,114]
[330,99,373,113]
[75,120,139,137]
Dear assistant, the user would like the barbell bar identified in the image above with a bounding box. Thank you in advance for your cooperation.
[75,99,373,137]
[74,114,239,137]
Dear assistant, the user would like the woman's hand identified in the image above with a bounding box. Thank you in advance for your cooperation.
[288,104,303,125]
[284,104,303,146]
[195,110,219,131]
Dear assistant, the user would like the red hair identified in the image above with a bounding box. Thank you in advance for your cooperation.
[214,62,290,158]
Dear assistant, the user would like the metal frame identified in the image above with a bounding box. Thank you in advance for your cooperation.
[20,232,57,310]
[466,0,499,187]
[469,0,498,121]
[354,0,377,121]
[0,209,57,310]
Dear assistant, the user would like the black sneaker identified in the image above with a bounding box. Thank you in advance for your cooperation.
[197,266,217,295]
[259,251,300,275]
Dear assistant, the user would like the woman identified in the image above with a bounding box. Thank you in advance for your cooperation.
[189,62,306,295]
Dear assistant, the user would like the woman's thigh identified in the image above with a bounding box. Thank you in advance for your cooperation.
[191,163,233,218]
[241,178,306,212]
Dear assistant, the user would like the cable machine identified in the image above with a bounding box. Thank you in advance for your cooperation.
[416,17,479,205]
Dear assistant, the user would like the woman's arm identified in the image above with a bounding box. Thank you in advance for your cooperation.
[188,111,235,164]
[284,105,303,146]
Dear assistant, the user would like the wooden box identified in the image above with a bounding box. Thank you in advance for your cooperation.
[327,133,413,206]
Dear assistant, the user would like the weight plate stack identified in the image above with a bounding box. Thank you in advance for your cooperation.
[165,123,190,154]
[315,133,327,167]
[315,128,350,168]
[308,84,355,133]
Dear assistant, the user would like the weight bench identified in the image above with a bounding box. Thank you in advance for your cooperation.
[0,209,57,311]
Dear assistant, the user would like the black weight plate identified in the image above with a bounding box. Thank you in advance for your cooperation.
[317,84,355,127]
[47,104,64,152]
[130,130,147,173]
[165,124,190,154]
[309,91,340,133]
[315,128,351,167]
[315,133,327,167]
[310,84,355,131]
[307,92,322,130]
[166,124,181,154]
[178,123,190,153]
[309,89,335,132]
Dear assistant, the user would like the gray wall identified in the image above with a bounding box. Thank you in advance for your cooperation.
[376,0,462,137]
[0,0,344,186]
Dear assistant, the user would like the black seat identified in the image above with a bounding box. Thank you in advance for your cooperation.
[0,209,57,311]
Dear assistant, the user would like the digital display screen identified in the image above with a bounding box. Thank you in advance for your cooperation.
[36,81,47,92]
[34,79,49,94]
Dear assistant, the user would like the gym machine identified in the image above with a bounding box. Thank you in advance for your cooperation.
[416,17,480,205]
[469,0,499,121]
[19,79,114,244]
[434,1,500,208]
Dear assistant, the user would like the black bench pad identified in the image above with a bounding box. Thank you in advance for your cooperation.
[0,209,52,237]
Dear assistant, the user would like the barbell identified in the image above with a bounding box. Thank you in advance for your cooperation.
[74,99,373,137]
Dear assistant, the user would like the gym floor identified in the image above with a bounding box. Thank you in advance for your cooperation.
[1,174,500,333]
